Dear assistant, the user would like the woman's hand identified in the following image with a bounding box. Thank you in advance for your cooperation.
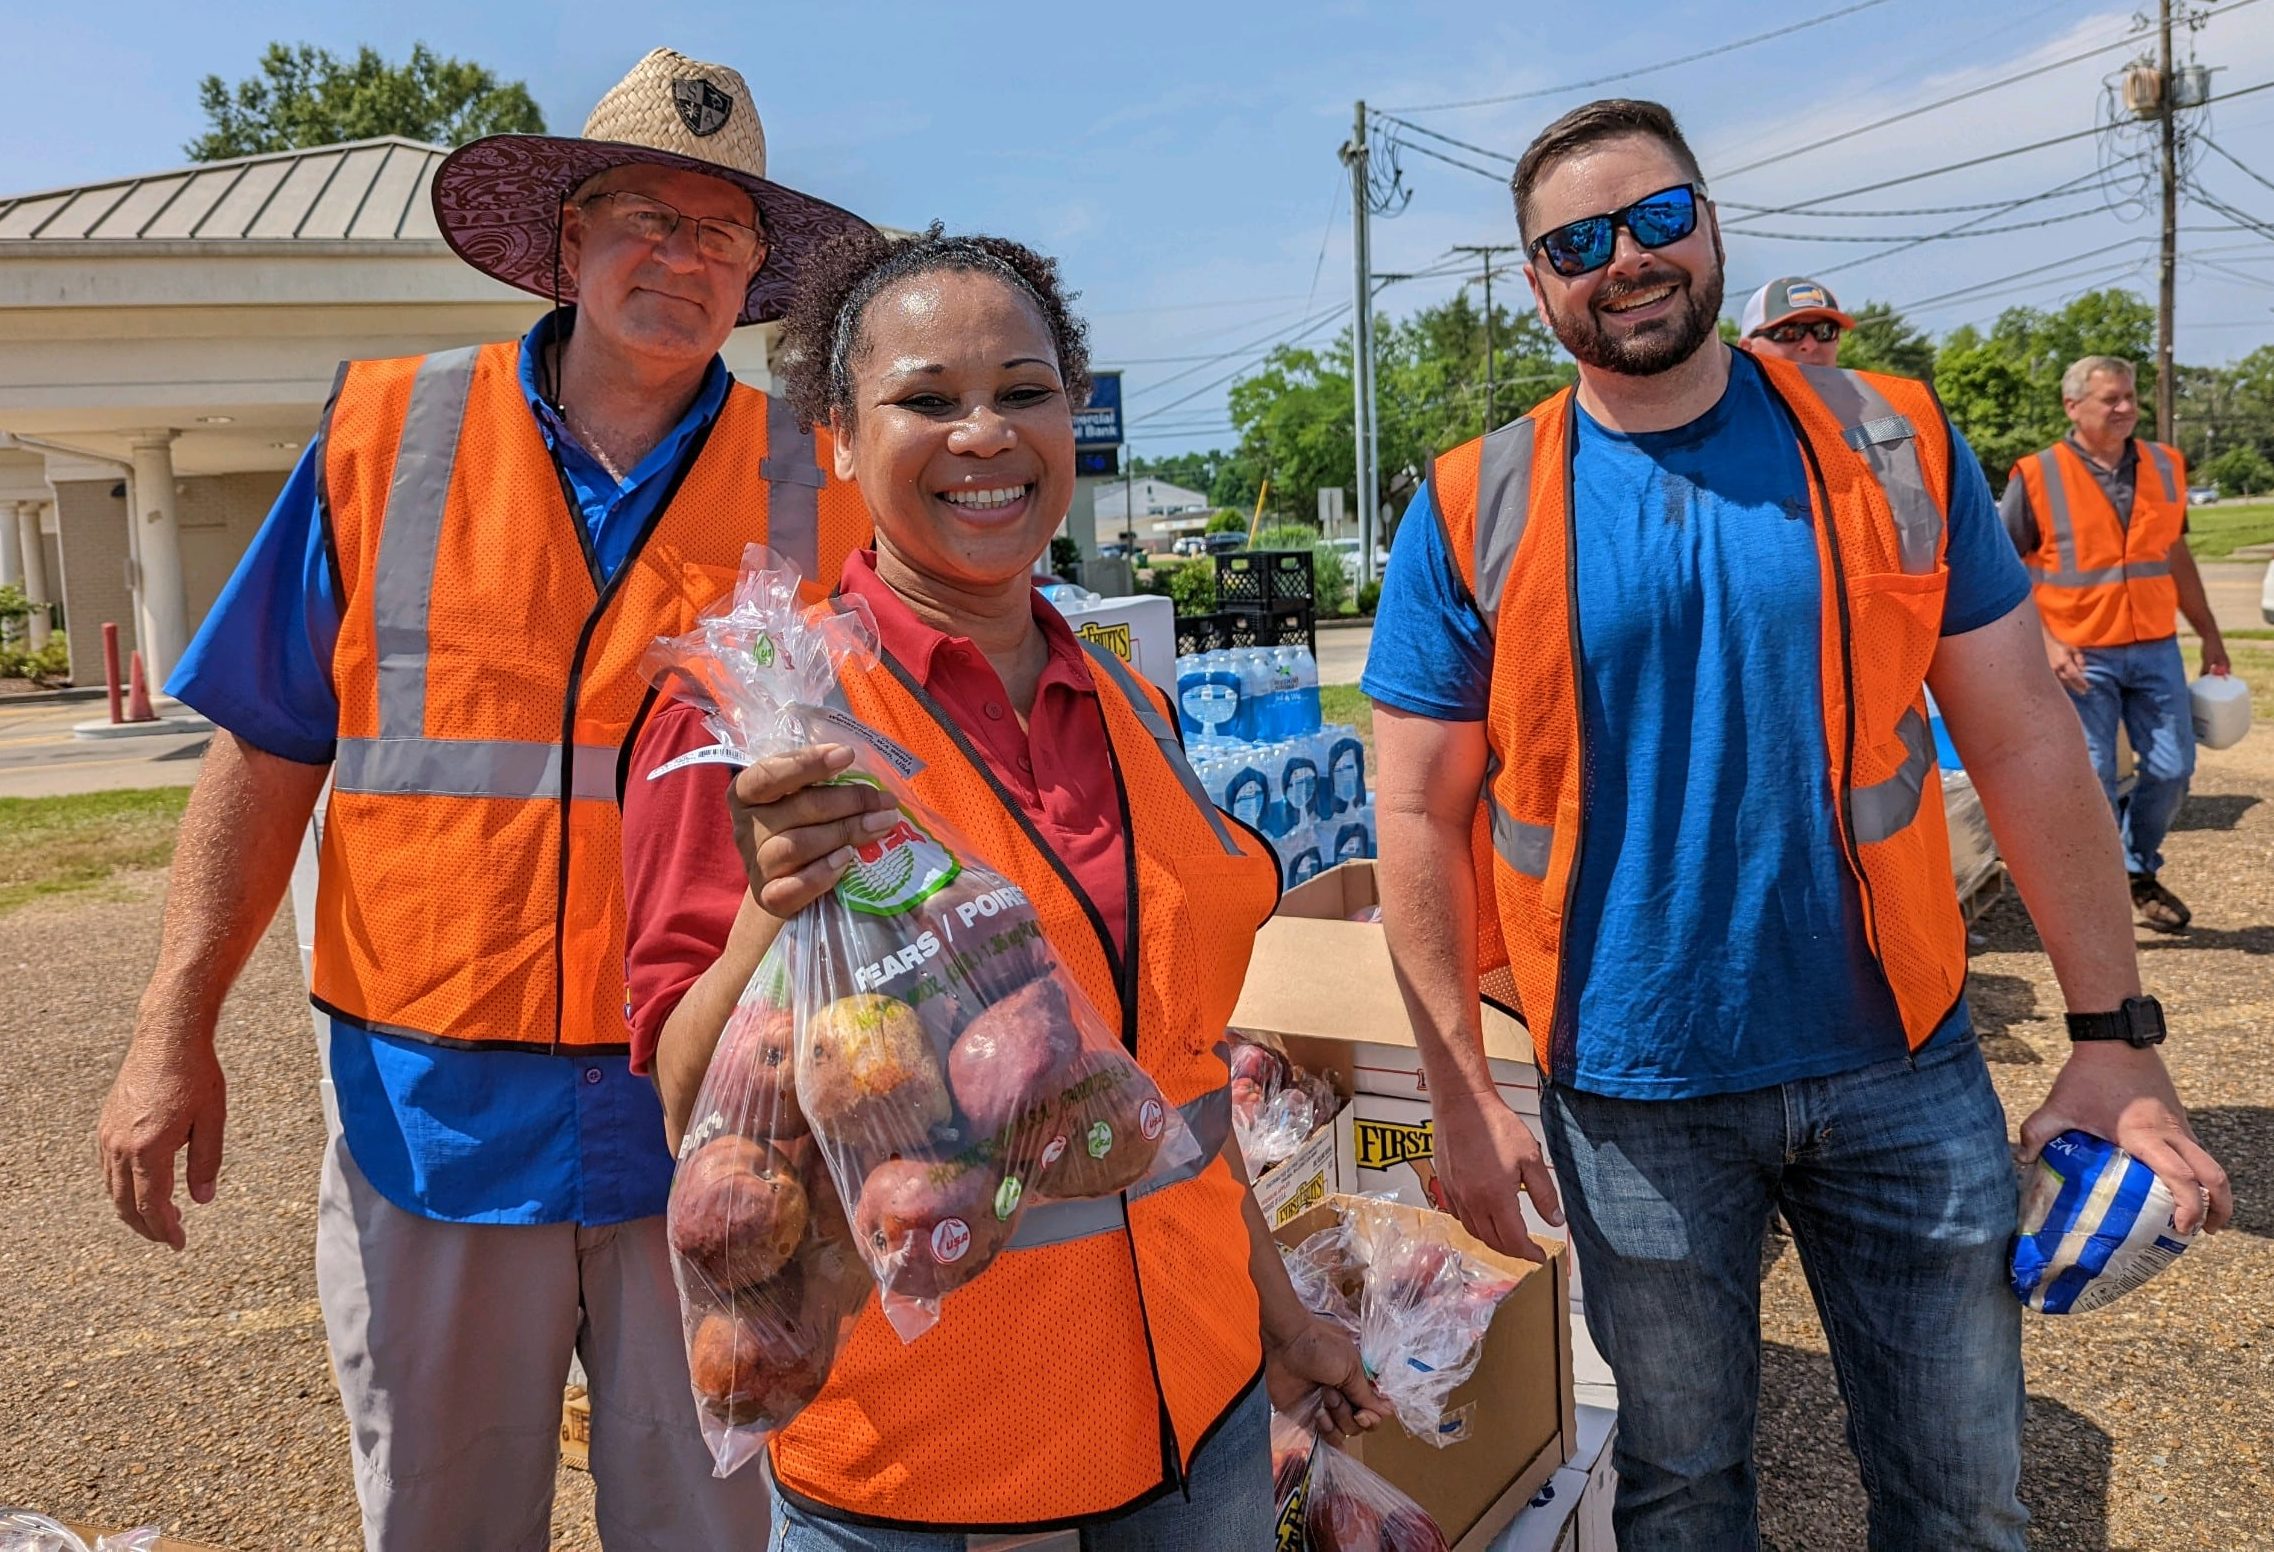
[728,744,903,916]
[1265,1313,1388,1444]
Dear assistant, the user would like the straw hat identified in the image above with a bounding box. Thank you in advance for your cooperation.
[431,48,871,326]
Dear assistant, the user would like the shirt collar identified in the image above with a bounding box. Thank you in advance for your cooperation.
[516,309,733,469]
[837,550,1096,697]
[2064,433,2138,476]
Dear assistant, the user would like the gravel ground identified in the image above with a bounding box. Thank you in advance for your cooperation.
[3,737,2270,1549]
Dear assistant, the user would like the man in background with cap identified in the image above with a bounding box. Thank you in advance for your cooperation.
[1740,274,1852,367]
[96,49,871,1549]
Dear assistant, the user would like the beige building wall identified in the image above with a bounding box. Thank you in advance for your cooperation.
[179,470,291,625]
[51,477,131,686]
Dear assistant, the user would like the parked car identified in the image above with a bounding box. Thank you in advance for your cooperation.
[2189,485,2221,506]
[1204,530,1248,554]
[1171,535,1208,557]
[1325,535,1392,582]
[1098,542,1136,560]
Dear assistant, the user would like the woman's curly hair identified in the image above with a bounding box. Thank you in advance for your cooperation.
[774,221,1092,433]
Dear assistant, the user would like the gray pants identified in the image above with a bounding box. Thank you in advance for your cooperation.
[316,1132,771,1550]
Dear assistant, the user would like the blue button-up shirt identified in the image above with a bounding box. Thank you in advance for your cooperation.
[169,311,730,1225]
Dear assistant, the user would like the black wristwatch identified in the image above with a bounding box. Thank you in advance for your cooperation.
[2065,995,2167,1047]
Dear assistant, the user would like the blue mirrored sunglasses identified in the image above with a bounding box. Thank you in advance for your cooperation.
[1527,183,1703,279]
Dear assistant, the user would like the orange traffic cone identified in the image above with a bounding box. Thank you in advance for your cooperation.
[126,651,157,723]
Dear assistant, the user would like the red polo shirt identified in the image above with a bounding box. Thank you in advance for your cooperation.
[622,551,1129,1073]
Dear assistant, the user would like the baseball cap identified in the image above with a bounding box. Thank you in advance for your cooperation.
[1741,276,1857,338]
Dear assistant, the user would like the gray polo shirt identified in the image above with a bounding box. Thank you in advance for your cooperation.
[1999,437,2182,556]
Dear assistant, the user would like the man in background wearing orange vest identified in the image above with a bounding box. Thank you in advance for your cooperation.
[2002,355,2230,931]
[1364,99,2231,1549]
[95,51,870,1550]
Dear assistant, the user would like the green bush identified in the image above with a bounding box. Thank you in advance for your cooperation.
[1357,579,1382,616]
[2203,445,2274,499]
[1161,559,1217,616]
[1205,509,1249,535]
[0,632,70,685]
[1049,535,1081,580]
[1310,544,1353,616]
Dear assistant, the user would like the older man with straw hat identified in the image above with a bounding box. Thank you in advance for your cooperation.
[98,49,872,1549]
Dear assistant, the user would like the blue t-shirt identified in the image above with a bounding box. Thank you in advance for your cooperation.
[1362,351,2030,1099]
[167,311,731,1224]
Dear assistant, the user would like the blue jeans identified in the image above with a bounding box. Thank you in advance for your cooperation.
[2069,636,2196,876]
[1541,1037,2027,1552]
[767,1379,1273,1550]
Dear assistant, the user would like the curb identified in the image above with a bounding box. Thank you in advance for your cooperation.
[0,684,107,706]
[73,712,214,741]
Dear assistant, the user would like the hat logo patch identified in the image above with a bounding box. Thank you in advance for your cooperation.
[673,78,734,137]
[1787,284,1829,309]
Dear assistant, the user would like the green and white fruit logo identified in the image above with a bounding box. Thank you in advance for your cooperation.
[1085,1120,1115,1159]
[750,632,777,668]
[832,776,962,916]
[993,1175,1024,1222]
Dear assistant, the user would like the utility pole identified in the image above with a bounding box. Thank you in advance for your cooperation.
[1342,102,1379,588]
[2157,0,2178,444]
[1451,244,1520,434]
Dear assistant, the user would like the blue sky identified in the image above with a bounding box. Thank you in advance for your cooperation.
[8,0,2274,454]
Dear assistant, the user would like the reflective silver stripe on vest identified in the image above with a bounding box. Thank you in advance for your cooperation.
[1849,707,1933,846]
[1005,1085,1229,1250]
[2035,448,2080,579]
[1079,641,1241,856]
[372,346,481,737]
[334,736,620,801]
[1487,794,1552,880]
[2144,441,2179,506]
[2026,559,2174,589]
[758,394,824,581]
[1799,364,1942,576]
[1471,416,1539,626]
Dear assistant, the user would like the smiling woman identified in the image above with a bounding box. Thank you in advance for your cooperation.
[619,225,1387,1546]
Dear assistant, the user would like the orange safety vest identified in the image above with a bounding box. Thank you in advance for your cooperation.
[2009,438,2187,648]
[768,638,1279,1530]
[311,340,869,1051]
[1433,359,1968,1073]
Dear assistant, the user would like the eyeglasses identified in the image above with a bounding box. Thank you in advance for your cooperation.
[1757,318,1844,345]
[580,191,766,267]
[1526,183,1703,280]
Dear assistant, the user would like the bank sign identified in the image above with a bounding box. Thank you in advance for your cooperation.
[1074,371,1122,448]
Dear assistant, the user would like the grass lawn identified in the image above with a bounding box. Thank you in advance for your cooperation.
[2225,641,2274,720]
[1319,684,1374,753]
[0,786,189,916]
[2186,501,2274,561]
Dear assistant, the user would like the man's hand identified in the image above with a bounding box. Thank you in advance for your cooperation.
[2045,636,2089,696]
[2200,633,2230,678]
[2018,1043,2231,1235]
[1429,1088,1563,1264]
[97,1036,227,1251]
[1264,1312,1388,1444]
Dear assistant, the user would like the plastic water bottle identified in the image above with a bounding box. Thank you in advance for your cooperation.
[1279,744,1321,829]
[1332,804,1376,863]
[1323,730,1367,817]
[1235,649,1275,742]
[1261,646,1297,741]
[1223,759,1272,831]
[1282,822,1327,887]
[1290,645,1323,736]
[1183,650,1240,742]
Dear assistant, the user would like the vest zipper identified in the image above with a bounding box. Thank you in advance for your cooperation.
[1549,411,1588,1080]
[541,415,722,1053]
[874,648,1184,1496]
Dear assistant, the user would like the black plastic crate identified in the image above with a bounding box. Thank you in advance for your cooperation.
[1220,604,1316,653]
[1174,612,1233,656]
[1214,548,1315,609]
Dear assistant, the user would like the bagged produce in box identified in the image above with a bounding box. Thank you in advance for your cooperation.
[1281,1198,1519,1447]
[651,548,1200,1379]
[1270,1396,1450,1552]
[0,1514,158,1552]
[1229,1028,1314,1170]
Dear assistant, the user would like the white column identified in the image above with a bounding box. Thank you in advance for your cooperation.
[19,502,51,650]
[0,502,20,645]
[127,430,188,689]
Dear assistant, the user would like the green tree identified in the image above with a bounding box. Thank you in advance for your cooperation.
[188,42,545,159]
[1204,509,1249,535]
[1931,289,2156,489]
[1839,302,1935,381]
[2204,444,2274,497]
[1129,450,1232,497]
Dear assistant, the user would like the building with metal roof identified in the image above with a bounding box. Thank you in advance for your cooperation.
[0,137,787,689]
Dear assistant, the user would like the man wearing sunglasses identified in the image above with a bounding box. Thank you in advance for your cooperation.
[1365,96,2228,1550]
[101,49,873,1548]
[1740,276,1853,367]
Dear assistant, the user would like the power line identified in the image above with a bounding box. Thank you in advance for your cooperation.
[1805,170,2123,277]
[1897,239,2150,309]
[1386,134,1506,183]
[1371,113,1513,167]
[1712,0,2265,185]
[1383,0,1894,114]
[1721,181,2113,221]
[1303,177,1345,317]
[1126,307,1353,429]
[1734,121,2110,214]
[1729,204,2114,243]
[1126,300,1355,401]
[2199,135,2274,197]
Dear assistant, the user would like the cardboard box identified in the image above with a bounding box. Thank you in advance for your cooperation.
[63,1529,231,1552]
[1276,1196,1575,1551]
[1250,1097,1358,1232]
[561,1383,591,1472]
[1235,862,1543,1112]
